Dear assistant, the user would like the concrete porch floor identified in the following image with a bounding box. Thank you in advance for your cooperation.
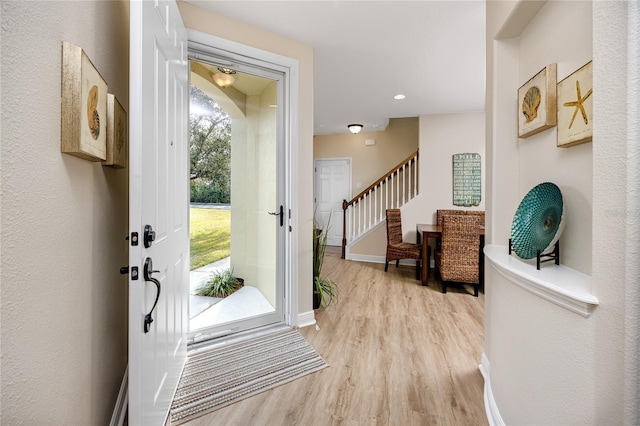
[189,257,273,331]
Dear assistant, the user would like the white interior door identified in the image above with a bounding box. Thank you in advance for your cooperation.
[129,1,189,424]
[314,158,351,246]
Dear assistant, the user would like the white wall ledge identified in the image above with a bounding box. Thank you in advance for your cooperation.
[484,244,599,317]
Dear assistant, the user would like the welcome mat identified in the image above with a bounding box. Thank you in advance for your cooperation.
[170,327,328,424]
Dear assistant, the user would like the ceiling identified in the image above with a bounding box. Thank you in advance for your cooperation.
[185,1,486,136]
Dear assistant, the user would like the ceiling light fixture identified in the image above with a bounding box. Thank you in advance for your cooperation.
[394,94,406,100]
[211,67,237,88]
[348,124,363,134]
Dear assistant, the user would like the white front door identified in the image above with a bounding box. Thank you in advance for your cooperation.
[128,1,189,424]
[314,158,351,246]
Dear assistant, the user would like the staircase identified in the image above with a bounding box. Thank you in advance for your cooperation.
[341,150,419,258]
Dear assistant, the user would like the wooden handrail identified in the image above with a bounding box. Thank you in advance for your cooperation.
[341,149,419,258]
[344,150,419,207]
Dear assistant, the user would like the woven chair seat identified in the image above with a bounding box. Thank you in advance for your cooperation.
[387,242,422,260]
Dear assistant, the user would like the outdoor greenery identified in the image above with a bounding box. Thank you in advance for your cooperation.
[190,208,230,270]
[190,85,231,203]
[195,268,243,298]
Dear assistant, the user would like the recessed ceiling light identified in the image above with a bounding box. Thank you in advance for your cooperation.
[393,94,406,100]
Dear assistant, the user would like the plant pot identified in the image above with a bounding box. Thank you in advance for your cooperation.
[313,290,321,309]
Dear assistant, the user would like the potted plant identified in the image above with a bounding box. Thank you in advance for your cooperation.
[313,218,339,309]
[195,268,244,298]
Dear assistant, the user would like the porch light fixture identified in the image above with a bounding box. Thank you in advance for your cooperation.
[211,67,237,88]
[348,124,363,134]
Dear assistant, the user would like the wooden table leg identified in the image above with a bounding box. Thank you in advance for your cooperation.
[421,231,429,286]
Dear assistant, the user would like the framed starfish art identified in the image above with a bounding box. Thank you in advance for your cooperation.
[557,61,593,147]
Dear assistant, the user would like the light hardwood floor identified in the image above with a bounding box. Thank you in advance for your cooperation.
[186,247,487,425]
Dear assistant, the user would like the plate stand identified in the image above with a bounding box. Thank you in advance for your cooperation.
[509,239,560,270]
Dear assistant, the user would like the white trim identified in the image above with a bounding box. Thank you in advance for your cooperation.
[296,310,317,329]
[479,353,505,426]
[347,253,419,268]
[188,30,299,72]
[109,365,128,426]
[347,253,385,263]
[484,244,598,317]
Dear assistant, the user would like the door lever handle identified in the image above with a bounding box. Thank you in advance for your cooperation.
[143,257,161,333]
[268,205,284,227]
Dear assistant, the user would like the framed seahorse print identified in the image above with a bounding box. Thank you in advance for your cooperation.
[61,41,108,161]
[517,64,557,139]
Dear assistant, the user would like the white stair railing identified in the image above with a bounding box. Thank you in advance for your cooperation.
[341,150,419,258]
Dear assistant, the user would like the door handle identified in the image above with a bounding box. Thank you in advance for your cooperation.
[268,205,284,227]
[143,257,161,333]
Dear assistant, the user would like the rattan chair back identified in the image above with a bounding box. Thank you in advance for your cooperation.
[438,214,481,285]
[385,209,423,280]
[436,209,485,227]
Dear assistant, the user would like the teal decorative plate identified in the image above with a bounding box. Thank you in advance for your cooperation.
[510,182,565,259]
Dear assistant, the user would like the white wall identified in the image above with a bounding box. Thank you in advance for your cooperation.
[178,1,315,321]
[418,112,486,224]
[485,1,639,423]
[401,112,486,258]
[231,82,278,305]
[518,1,593,274]
[1,1,129,424]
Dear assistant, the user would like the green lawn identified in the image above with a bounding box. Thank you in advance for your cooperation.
[190,208,230,270]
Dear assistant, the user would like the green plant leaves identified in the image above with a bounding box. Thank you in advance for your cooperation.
[195,268,243,298]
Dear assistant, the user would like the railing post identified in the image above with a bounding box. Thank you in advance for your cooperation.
[341,199,348,259]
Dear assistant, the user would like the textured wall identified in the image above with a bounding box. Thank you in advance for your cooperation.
[593,2,639,423]
[0,1,129,424]
[485,0,637,424]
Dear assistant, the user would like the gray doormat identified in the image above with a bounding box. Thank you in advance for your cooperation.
[170,327,328,424]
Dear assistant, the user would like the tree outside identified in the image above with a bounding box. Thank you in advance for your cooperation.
[190,86,231,203]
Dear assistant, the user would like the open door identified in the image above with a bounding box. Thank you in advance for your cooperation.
[128,0,189,424]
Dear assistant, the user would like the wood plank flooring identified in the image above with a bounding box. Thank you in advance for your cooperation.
[185,247,487,425]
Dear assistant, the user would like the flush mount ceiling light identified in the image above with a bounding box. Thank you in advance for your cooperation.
[211,67,237,88]
[393,94,406,100]
[348,124,363,134]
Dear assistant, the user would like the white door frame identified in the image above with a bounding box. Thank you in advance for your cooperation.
[187,30,299,333]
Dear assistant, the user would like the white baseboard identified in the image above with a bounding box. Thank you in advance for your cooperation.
[296,310,316,328]
[347,253,421,266]
[479,353,505,426]
[347,253,385,263]
[110,365,128,426]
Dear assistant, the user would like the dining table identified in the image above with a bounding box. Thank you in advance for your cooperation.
[416,224,485,287]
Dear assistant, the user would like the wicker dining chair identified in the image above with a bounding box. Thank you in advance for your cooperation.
[435,214,482,296]
[435,209,485,254]
[385,209,425,280]
[436,209,485,226]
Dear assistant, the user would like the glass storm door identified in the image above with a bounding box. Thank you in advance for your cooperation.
[187,47,287,343]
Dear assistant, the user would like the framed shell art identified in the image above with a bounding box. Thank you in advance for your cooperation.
[517,64,557,138]
[103,94,127,168]
[557,61,593,147]
[61,41,108,161]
